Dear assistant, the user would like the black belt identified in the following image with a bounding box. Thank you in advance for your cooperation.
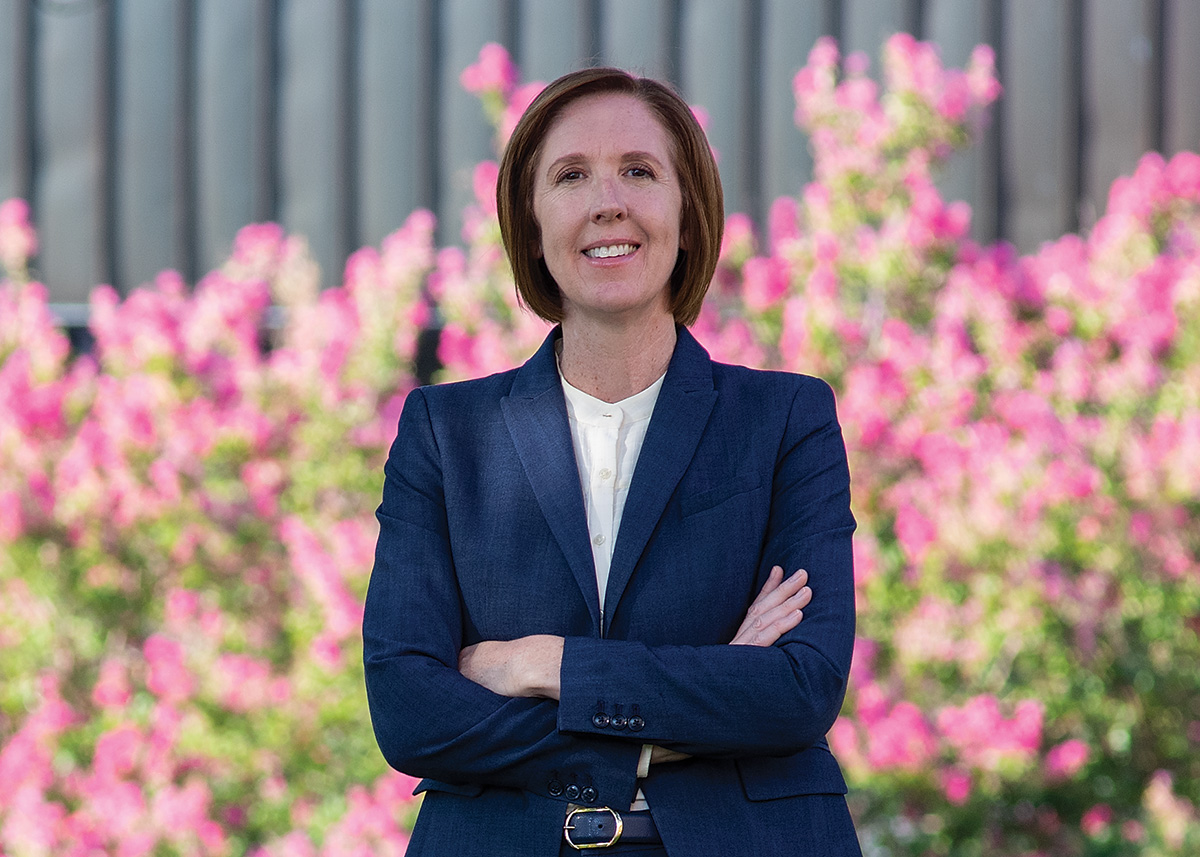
[563,807,661,849]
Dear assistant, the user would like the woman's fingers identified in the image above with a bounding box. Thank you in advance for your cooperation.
[729,567,811,646]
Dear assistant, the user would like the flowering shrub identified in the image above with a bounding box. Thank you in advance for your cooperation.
[2,36,1199,856]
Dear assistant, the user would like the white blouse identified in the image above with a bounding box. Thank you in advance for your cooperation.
[558,357,665,810]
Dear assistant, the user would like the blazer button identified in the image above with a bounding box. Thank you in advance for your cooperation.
[565,784,581,800]
[592,712,610,728]
[581,787,598,803]
[610,714,627,730]
[628,715,645,732]
[548,780,564,797]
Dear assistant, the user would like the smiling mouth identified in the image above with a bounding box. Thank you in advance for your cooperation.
[583,243,639,259]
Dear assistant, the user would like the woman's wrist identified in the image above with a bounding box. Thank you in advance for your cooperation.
[518,634,564,699]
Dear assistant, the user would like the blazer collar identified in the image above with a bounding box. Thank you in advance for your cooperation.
[605,327,717,620]
[501,326,718,633]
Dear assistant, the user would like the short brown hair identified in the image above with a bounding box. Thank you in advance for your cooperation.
[497,68,724,326]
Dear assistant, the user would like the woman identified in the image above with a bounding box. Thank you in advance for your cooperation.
[364,67,860,856]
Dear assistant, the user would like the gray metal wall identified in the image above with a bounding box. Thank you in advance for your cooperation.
[2,0,1199,303]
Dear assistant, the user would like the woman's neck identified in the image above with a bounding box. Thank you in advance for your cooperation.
[558,313,676,403]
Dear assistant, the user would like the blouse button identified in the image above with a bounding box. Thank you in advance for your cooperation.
[598,467,613,480]
[593,534,605,546]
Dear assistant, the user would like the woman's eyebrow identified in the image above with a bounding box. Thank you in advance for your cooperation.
[543,150,666,176]
[543,153,587,176]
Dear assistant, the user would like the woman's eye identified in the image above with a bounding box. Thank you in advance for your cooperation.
[556,169,584,183]
[627,165,655,178]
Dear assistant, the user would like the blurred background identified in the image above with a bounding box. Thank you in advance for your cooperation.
[3,0,1199,303]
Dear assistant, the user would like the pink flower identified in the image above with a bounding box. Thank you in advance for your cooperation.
[1167,150,1200,201]
[460,42,517,97]
[472,161,500,216]
[768,196,800,253]
[213,653,273,712]
[92,724,142,780]
[1045,738,1090,781]
[720,213,757,264]
[0,197,38,272]
[894,499,937,567]
[1081,803,1113,837]
[1121,820,1146,842]
[92,658,132,709]
[938,695,1043,771]
[865,701,937,772]
[499,81,547,144]
[143,634,194,703]
[164,588,200,628]
[310,631,344,671]
[941,768,973,805]
[741,256,792,311]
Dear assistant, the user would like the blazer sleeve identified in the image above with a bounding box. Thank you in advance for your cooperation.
[556,377,856,757]
[363,388,643,806]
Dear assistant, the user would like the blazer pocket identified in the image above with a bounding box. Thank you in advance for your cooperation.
[735,741,848,801]
[412,777,485,798]
[680,472,761,518]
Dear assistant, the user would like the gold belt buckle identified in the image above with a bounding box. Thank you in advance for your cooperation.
[564,806,623,850]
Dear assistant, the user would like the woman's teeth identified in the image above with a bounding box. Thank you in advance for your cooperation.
[584,244,636,259]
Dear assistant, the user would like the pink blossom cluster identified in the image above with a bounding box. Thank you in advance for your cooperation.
[2,38,1199,857]
[0,197,38,277]
[0,207,433,852]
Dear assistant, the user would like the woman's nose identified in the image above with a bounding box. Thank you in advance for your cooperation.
[590,178,626,222]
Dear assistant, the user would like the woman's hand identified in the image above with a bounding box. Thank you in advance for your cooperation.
[458,634,564,699]
[649,567,811,769]
[729,566,811,646]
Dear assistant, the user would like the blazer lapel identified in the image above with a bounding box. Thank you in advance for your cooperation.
[500,329,602,633]
[605,327,717,619]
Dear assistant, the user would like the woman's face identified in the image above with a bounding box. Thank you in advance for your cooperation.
[531,92,684,327]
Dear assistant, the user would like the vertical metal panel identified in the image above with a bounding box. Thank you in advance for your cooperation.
[0,0,21,203]
[195,0,257,272]
[113,0,177,289]
[925,0,998,242]
[518,0,593,80]
[334,0,360,268]
[35,2,101,300]
[96,0,116,289]
[438,0,507,246]
[252,0,280,224]
[599,0,676,80]
[278,0,341,284]
[1002,0,1076,251]
[760,0,824,226]
[740,0,764,226]
[1163,0,1200,156]
[841,0,905,59]
[1147,0,1164,154]
[11,0,35,223]
[1083,0,1157,227]
[172,0,197,284]
[679,0,755,218]
[358,0,438,248]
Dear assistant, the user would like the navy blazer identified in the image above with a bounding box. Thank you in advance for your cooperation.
[364,326,860,856]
